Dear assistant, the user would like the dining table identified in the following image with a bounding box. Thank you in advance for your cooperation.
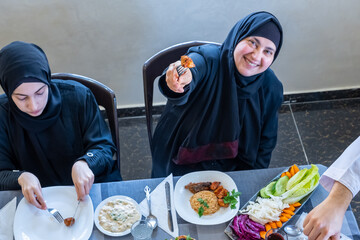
[1,164,360,240]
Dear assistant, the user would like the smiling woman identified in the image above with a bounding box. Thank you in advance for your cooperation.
[151,11,284,178]
[0,41,121,209]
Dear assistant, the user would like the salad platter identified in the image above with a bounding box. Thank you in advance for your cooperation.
[224,164,320,240]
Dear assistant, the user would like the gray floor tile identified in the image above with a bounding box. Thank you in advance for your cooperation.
[291,98,360,226]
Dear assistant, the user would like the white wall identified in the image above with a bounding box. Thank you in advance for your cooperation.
[1,0,359,108]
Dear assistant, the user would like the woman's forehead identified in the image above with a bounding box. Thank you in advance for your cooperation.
[12,82,47,95]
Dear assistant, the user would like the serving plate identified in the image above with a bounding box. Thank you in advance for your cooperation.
[174,170,240,225]
[94,195,141,237]
[14,186,93,240]
[224,166,320,239]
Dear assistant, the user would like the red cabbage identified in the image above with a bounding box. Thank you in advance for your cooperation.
[231,214,264,240]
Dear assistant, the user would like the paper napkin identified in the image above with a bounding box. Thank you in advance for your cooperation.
[139,173,179,238]
[0,197,17,240]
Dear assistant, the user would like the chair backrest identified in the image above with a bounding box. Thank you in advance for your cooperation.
[51,73,120,171]
[142,40,221,149]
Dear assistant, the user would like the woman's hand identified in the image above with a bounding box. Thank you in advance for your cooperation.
[18,172,47,210]
[165,61,192,93]
[71,160,94,200]
[303,181,352,240]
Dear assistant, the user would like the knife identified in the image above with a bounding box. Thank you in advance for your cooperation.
[165,181,174,232]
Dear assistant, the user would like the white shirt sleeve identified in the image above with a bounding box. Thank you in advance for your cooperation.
[320,136,360,198]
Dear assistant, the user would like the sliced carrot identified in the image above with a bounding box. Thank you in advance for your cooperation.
[280,216,289,222]
[276,221,282,228]
[281,213,292,219]
[284,205,295,212]
[292,202,301,207]
[285,172,292,179]
[269,221,277,229]
[293,164,300,174]
[280,172,286,177]
[283,209,295,215]
[289,166,295,176]
[265,223,271,232]
[260,231,267,239]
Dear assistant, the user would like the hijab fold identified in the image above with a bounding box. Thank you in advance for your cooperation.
[166,11,283,165]
[0,41,62,132]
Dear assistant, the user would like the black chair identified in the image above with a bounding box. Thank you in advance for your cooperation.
[51,73,120,172]
[142,41,221,149]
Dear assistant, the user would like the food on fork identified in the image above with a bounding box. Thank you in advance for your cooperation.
[180,55,195,68]
[64,217,75,227]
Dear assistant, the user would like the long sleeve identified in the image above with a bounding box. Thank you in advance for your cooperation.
[0,100,22,190]
[320,136,360,197]
[255,70,284,168]
[77,89,116,177]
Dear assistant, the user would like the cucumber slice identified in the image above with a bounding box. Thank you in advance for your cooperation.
[273,175,289,196]
[264,181,276,197]
[260,187,270,198]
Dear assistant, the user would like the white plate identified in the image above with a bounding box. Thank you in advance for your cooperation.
[13,186,93,240]
[174,171,240,225]
[94,195,141,237]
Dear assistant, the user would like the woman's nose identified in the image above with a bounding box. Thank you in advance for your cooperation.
[27,99,38,111]
[252,49,261,60]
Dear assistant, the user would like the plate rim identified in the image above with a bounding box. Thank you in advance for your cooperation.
[174,170,240,225]
[13,185,93,240]
[94,195,141,237]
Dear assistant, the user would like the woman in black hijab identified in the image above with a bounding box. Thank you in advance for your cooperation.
[152,11,284,177]
[0,41,121,209]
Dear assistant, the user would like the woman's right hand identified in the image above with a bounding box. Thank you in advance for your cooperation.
[165,61,192,93]
[18,172,47,210]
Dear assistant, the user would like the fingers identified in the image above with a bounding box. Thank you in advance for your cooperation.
[166,61,192,93]
[331,233,341,240]
[19,172,47,210]
[72,160,94,200]
[74,177,93,200]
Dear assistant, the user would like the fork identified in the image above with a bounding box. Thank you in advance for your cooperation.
[176,65,187,77]
[48,208,64,223]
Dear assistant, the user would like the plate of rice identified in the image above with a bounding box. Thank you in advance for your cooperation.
[174,171,240,225]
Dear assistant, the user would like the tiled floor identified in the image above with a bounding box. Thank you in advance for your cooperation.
[118,97,360,226]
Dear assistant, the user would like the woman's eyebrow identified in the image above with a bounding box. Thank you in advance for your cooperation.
[253,37,275,52]
[13,85,46,96]
[35,85,46,93]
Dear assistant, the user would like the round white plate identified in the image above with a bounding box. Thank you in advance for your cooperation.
[174,170,240,225]
[13,186,93,240]
[94,195,141,237]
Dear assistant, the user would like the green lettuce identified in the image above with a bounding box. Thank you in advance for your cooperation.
[286,168,308,191]
[281,164,320,204]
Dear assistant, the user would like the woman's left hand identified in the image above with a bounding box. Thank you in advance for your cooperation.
[71,160,94,200]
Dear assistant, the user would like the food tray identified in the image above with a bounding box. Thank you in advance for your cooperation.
[224,166,320,240]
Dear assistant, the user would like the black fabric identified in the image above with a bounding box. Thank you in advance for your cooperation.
[250,21,281,49]
[0,41,121,190]
[0,41,62,132]
[152,11,283,177]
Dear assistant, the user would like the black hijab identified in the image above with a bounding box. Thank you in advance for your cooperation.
[0,41,61,132]
[167,11,283,165]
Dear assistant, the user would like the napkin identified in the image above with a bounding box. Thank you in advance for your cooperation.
[287,212,351,240]
[0,197,17,240]
[139,173,179,238]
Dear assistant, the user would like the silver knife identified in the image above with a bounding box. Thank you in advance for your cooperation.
[165,181,174,232]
